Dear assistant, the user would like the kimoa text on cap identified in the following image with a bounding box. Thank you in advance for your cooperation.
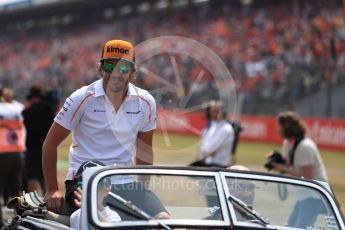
[107,46,129,54]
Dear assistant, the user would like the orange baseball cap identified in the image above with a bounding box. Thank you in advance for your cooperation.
[100,40,135,63]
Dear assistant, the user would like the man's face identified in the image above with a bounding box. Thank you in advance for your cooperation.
[210,103,222,120]
[102,59,134,93]
[2,88,14,102]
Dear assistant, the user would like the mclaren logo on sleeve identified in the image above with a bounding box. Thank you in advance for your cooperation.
[56,98,72,119]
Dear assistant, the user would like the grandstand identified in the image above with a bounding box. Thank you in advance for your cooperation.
[1,0,345,218]
[0,0,345,117]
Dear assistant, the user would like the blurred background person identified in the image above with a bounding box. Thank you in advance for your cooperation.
[2,88,24,113]
[268,111,328,182]
[22,86,55,193]
[266,111,328,228]
[192,101,234,167]
[0,86,25,228]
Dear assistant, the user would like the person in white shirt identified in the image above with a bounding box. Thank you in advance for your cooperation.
[196,100,234,167]
[269,111,328,182]
[267,111,328,228]
[2,87,24,113]
[42,39,169,220]
[0,87,25,227]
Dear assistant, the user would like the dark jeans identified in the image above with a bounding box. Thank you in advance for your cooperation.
[0,153,22,223]
[25,150,44,181]
[288,197,327,228]
[0,153,23,201]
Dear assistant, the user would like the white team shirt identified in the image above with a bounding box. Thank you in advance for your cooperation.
[199,120,234,167]
[54,79,156,180]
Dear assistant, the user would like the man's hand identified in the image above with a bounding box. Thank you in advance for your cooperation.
[154,211,171,220]
[265,151,273,158]
[44,190,64,213]
[74,187,83,208]
[271,162,289,174]
[42,122,70,213]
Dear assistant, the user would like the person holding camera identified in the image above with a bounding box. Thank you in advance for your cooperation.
[266,111,328,228]
[267,111,328,182]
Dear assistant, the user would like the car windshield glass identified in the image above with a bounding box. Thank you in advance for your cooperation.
[228,193,277,229]
[92,173,225,225]
[225,177,340,230]
[106,191,172,230]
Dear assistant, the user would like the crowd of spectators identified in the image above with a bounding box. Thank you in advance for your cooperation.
[0,0,345,115]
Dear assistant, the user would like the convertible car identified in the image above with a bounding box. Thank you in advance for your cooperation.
[3,166,345,229]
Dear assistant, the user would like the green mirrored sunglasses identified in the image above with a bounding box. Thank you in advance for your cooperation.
[102,63,131,74]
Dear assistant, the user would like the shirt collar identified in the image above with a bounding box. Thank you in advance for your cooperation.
[127,83,138,98]
[94,79,139,99]
[94,79,105,97]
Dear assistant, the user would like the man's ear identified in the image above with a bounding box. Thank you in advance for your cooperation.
[129,66,136,80]
[97,62,103,77]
